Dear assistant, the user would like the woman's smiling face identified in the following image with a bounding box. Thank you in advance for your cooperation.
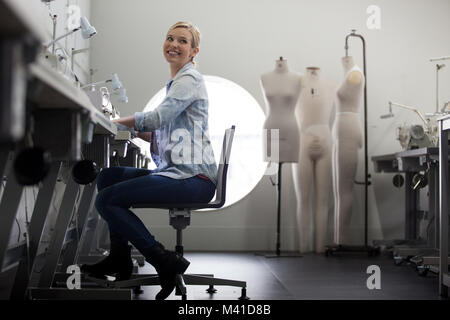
[163,27,198,68]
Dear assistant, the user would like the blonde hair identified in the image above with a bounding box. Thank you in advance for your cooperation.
[167,21,201,63]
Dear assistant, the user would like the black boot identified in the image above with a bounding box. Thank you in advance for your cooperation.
[142,243,190,300]
[80,243,133,281]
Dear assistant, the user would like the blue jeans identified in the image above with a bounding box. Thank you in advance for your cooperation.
[94,167,216,252]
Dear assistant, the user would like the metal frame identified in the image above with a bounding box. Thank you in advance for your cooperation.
[27,132,147,300]
[10,163,61,299]
[345,29,370,247]
[438,115,450,297]
[0,160,25,271]
[0,149,10,193]
[371,148,446,267]
[60,182,97,271]
[26,134,137,299]
[36,177,80,288]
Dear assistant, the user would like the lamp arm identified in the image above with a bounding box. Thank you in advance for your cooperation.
[45,28,80,48]
[430,56,450,62]
[81,79,111,89]
[389,101,429,127]
[71,48,90,72]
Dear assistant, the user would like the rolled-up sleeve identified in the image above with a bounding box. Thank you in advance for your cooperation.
[134,74,199,132]
[134,110,159,132]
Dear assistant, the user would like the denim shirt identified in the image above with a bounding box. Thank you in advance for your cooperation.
[134,62,218,185]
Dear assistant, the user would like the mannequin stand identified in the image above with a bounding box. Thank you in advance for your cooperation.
[257,162,302,258]
[325,30,379,257]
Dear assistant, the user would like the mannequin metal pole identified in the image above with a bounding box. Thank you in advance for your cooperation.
[276,162,282,255]
[361,32,369,247]
[258,162,302,258]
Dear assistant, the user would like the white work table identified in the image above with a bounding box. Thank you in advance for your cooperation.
[28,57,117,136]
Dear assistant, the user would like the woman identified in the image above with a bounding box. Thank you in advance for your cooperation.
[81,22,217,300]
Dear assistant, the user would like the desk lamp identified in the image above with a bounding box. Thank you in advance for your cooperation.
[83,74,129,104]
[45,16,97,50]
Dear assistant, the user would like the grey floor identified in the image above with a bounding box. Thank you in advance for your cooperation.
[133,252,445,300]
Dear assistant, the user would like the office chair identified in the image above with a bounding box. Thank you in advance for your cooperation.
[87,125,249,300]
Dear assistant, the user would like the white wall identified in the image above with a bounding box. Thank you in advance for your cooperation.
[90,0,450,251]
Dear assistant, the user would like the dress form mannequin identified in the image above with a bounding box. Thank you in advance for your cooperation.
[260,58,302,257]
[332,56,365,245]
[293,67,335,253]
[261,58,302,163]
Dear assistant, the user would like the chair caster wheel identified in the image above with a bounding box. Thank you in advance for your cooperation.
[417,266,429,277]
[238,288,250,300]
[133,286,144,295]
[206,285,217,294]
[137,261,145,267]
[394,256,403,266]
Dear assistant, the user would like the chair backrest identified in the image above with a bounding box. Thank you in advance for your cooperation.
[131,125,235,210]
[208,125,235,208]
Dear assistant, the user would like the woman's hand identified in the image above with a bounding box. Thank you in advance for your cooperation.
[113,116,151,142]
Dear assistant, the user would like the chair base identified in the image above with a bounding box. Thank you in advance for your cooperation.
[86,273,249,300]
[125,187,249,300]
